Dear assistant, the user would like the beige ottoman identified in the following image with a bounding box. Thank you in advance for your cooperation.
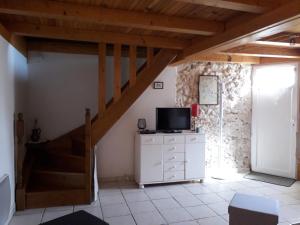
[228,193,279,225]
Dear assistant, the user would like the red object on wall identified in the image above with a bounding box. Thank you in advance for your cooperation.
[191,104,200,117]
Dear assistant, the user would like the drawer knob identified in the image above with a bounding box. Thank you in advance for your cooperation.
[169,147,176,151]
[172,166,176,169]
[171,156,176,160]
[191,138,196,141]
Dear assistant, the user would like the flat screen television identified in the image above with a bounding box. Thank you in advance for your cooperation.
[156,107,191,132]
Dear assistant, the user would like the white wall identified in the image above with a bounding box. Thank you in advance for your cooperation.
[96,67,177,178]
[0,36,28,223]
[27,52,98,140]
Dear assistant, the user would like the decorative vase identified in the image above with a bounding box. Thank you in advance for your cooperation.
[137,118,147,130]
[31,119,41,142]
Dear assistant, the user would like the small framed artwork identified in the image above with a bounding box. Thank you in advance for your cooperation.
[153,81,164,89]
[199,75,219,105]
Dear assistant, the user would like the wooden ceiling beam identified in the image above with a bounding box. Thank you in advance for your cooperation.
[253,40,300,48]
[176,0,279,13]
[260,57,300,64]
[252,32,300,48]
[0,0,224,35]
[6,22,187,49]
[170,53,260,65]
[223,44,300,58]
[0,22,27,57]
[27,38,148,57]
[177,0,300,63]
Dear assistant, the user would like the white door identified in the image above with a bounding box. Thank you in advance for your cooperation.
[251,64,298,178]
[140,145,163,182]
[185,143,205,179]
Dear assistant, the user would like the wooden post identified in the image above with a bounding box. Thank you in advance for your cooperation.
[114,44,121,101]
[98,43,106,117]
[16,112,25,210]
[147,47,154,68]
[16,113,24,187]
[85,108,92,202]
[129,45,137,88]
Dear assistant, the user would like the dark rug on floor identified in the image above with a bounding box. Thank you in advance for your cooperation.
[244,171,296,187]
[40,210,109,225]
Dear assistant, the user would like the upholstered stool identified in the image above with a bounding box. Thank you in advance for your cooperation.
[228,193,279,225]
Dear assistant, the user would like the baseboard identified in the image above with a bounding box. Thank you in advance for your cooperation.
[4,203,15,225]
[98,175,134,184]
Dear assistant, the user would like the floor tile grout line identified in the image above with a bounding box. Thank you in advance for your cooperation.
[119,187,138,225]
[147,184,206,224]
[96,193,105,220]
[40,208,46,223]
[147,193,170,225]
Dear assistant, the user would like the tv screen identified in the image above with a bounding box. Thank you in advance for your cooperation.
[156,108,191,131]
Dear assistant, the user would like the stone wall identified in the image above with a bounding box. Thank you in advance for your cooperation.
[176,62,252,172]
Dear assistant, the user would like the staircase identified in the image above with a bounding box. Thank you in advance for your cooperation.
[16,46,178,210]
[16,109,93,209]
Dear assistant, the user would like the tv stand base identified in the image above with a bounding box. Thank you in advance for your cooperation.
[160,130,182,133]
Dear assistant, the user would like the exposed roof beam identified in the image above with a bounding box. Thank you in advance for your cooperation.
[170,53,260,65]
[5,22,187,49]
[253,40,300,48]
[260,57,300,64]
[252,33,300,48]
[178,0,300,62]
[0,22,27,57]
[176,0,275,13]
[27,38,148,57]
[223,44,300,58]
[0,0,224,35]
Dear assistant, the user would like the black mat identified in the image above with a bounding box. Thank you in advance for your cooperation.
[244,171,296,187]
[40,210,109,225]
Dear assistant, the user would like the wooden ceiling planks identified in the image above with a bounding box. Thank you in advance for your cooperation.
[0,0,227,35]
[0,0,299,63]
[177,0,300,62]
[0,0,240,39]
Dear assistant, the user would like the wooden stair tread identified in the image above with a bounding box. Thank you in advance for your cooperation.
[72,136,85,142]
[33,169,85,176]
[37,163,84,173]
[26,183,86,192]
[37,151,85,173]
[25,188,89,209]
[43,150,85,159]
[28,169,86,191]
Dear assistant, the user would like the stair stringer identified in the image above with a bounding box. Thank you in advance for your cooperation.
[91,49,178,145]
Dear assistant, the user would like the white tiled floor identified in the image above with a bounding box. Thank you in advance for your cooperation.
[9,177,300,225]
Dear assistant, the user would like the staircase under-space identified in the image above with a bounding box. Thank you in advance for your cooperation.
[16,45,178,210]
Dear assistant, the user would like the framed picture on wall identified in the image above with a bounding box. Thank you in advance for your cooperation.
[153,81,164,89]
[199,75,219,105]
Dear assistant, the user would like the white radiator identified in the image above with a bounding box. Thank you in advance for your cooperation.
[0,174,11,225]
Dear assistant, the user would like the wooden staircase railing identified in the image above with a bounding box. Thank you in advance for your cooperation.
[92,47,178,145]
[84,108,93,202]
[16,113,25,188]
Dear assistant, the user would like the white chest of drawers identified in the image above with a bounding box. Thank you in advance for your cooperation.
[134,133,205,188]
